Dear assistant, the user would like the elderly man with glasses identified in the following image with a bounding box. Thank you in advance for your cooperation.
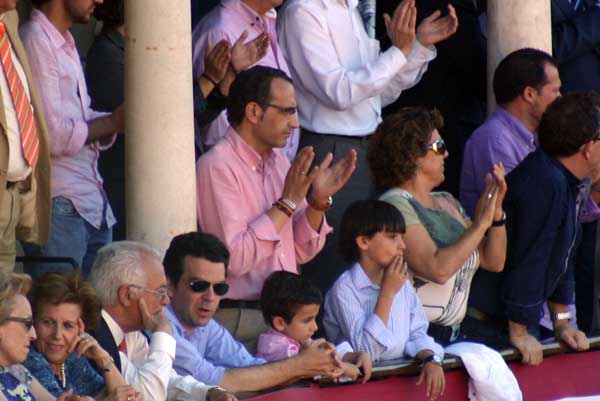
[89,241,236,401]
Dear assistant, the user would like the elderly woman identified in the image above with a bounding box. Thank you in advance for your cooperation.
[0,272,80,401]
[22,271,137,401]
[367,107,507,345]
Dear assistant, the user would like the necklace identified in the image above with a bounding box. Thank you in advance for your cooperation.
[59,364,66,388]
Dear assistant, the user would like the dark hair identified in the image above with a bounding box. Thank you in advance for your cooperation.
[163,232,230,287]
[29,271,101,331]
[31,0,50,6]
[493,48,558,106]
[260,271,322,326]
[226,66,293,127]
[94,0,124,28]
[368,107,444,190]
[338,200,406,264]
[538,91,600,157]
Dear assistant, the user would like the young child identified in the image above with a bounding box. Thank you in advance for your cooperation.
[324,200,445,400]
[257,271,368,382]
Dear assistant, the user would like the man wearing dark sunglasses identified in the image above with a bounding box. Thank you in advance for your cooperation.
[163,232,370,392]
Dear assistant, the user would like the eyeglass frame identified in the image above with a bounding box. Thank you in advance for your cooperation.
[425,139,447,156]
[4,316,34,331]
[259,102,298,116]
[129,285,171,302]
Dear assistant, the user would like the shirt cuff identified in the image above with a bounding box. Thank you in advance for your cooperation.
[381,45,408,71]
[504,301,544,327]
[406,340,444,360]
[95,134,117,151]
[169,374,214,401]
[409,40,437,63]
[294,207,333,243]
[64,119,89,155]
[149,331,177,360]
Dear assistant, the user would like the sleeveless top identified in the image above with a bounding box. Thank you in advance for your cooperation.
[0,365,37,401]
[380,188,480,326]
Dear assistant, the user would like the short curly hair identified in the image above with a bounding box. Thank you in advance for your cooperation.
[0,272,31,324]
[368,107,444,190]
[29,271,101,332]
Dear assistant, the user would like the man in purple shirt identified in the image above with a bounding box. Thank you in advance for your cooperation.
[460,48,561,216]
[20,0,124,278]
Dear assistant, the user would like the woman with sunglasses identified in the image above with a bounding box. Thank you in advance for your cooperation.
[367,107,507,345]
[22,271,138,401]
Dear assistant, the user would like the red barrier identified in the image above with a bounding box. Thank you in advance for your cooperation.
[246,350,600,401]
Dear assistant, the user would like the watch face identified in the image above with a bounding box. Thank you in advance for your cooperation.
[433,355,443,364]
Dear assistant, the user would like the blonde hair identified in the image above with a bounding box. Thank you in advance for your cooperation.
[0,272,32,323]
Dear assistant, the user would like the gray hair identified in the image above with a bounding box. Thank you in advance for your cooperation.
[90,241,161,306]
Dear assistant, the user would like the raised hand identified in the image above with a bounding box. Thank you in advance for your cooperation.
[381,255,409,298]
[491,162,507,220]
[138,297,172,335]
[309,149,357,206]
[384,0,417,56]
[231,31,269,73]
[69,319,110,363]
[472,172,499,231]
[416,4,459,47]
[281,146,318,205]
[204,39,231,84]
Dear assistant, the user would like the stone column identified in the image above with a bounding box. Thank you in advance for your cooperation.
[487,0,552,111]
[125,0,197,254]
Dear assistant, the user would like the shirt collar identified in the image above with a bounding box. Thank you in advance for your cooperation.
[494,107,537,147]
[221,0,277,25]
[226,127,276,173]
[101,309,126,347]
[349,262,380,290]
[30,9,76,51]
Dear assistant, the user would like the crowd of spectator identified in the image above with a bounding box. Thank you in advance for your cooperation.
[1,0,600,400]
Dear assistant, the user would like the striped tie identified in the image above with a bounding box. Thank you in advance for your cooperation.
[0,21,39,167]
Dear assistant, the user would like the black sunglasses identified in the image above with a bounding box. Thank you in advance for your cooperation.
[189,280,229,296]
[5,316,34,331]
[426,139,447,156]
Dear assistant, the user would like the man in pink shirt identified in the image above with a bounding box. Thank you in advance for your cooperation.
[196,66,356,351]
[20,0,124,278]
[192,0,299,160]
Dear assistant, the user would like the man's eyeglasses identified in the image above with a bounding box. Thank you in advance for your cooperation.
[130,285,171,302]
[260,103,297,116]
[5,316,34,331]
[189,280,229,296]
[426,139,447,156]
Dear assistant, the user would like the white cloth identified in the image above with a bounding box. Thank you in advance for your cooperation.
[101,310,214,401]
[277,0,436,136]
[444,342,522,401]
[0,14,32,181]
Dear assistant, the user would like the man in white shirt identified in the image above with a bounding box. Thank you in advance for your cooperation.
[89,241,236,401]
[277,0,459,296]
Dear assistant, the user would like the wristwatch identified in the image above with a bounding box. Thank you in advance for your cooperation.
[309,195,333,212]
[552,311,572,322]
[422,354,443,367]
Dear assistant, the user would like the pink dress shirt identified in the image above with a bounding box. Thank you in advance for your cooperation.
[191,0,299,160]
[256,329,301,362]
[20,10,115,229]
[196,128,332,300]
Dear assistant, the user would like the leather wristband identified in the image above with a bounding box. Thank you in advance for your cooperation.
[202,73,219,86]
[99,356,115,372]
[491,211,506,227]
[273,201,293,218]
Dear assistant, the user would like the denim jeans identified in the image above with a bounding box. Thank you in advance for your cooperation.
[23,196,112,278]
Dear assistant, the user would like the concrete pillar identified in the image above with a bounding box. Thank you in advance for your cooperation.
[125,0,197,254]
[487,0,552,112]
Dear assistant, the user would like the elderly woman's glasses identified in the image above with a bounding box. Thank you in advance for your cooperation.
[5,316,34,331]
[426,139,447,156]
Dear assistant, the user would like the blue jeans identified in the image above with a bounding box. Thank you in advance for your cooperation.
[23,196,112,278]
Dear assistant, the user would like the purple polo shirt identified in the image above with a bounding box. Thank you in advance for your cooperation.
[460,107,536,216]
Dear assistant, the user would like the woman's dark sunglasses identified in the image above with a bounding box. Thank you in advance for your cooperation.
[189,280,229,296]
[426,139,447,156]
[6,316,34,331]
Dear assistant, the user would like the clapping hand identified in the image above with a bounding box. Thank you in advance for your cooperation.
[231,30,269,73]
[309,149,357,206]
[384,0,417,56]
[416,4,458,47]
[203,39,231,84]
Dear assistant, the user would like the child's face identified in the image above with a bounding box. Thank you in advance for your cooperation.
[361,230,406,269]
[279,303,320,344]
